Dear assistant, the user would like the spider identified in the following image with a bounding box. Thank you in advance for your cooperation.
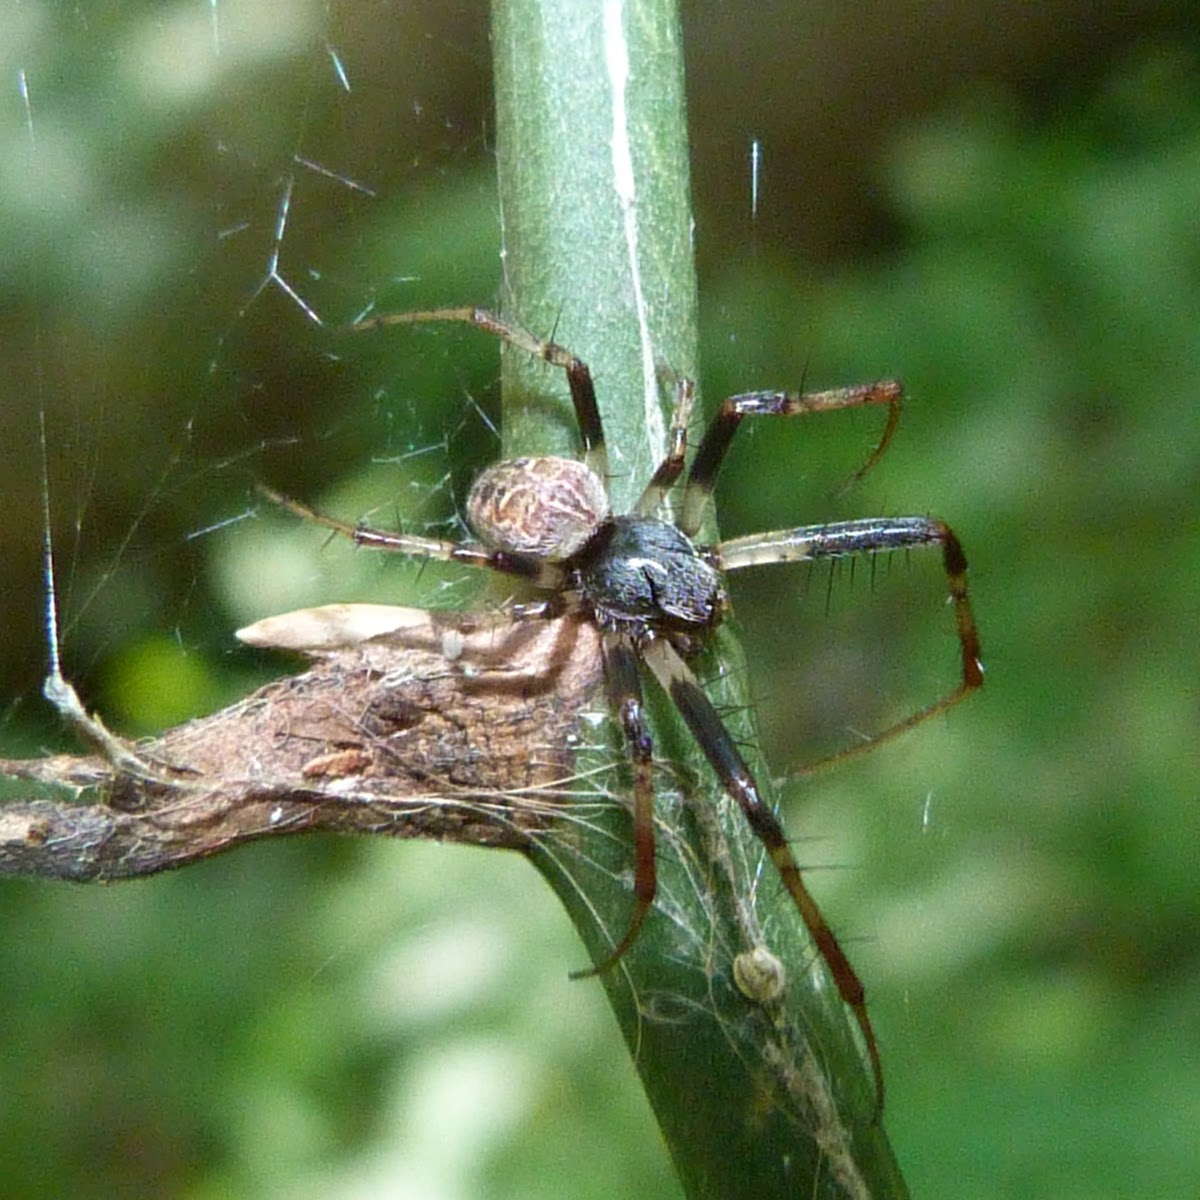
[262,307,983,1113]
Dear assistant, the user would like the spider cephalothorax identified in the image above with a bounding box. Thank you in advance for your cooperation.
[574,514,726,634]
[263,307,984,1115]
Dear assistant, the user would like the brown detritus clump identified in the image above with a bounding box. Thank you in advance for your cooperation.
[0,609,603,882]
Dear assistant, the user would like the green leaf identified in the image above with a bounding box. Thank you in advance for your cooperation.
[491,2,909,1195]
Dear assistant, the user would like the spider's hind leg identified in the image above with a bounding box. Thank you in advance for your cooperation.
[348,306,609,484]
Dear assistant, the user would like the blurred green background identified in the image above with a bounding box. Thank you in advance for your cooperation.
[2,2,1198,1197]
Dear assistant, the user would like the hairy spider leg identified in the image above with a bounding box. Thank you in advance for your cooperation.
[634,378,695,516]
[349,307,610,485]
[569,632,659,980]
[680,382,903,536]
[714,516,984,769]
[257,484,567,590]
[638,634,885,1116]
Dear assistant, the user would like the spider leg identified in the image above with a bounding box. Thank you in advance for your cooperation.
[348,307,609,485]
[638,634,885,1115]
[257,484,567,589]
[680,381,903,536]
[634,378,695,516]
[714,516,984,768]
[570,631,659,979]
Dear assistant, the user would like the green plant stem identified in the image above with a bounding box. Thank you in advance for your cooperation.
[491,2,910,1196]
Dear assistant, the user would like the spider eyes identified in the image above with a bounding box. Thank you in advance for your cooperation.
[466,456,610,561]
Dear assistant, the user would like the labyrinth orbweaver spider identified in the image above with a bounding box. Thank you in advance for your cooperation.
[262,307,984,1112]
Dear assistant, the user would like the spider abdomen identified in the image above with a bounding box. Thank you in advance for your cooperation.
[468,456,609,561]
[576,514,726,633]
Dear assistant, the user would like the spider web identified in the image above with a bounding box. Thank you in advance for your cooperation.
[6,5,512,733]
[0,6,690,1199]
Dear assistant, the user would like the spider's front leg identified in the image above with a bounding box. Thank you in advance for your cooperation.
[634,377,696,516]
[638,634,885,1115]
[680,381,903,536]
[569,631,659,980]
[715,515,984,768]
